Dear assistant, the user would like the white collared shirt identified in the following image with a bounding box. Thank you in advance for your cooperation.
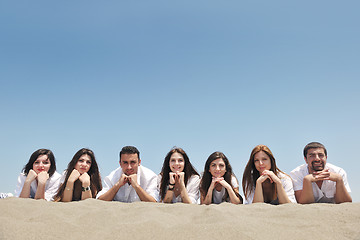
[244,172,296,204]
[290,163,351,203]
[96,165,159,202]
[157,174,200,204]
[14,171,62,201]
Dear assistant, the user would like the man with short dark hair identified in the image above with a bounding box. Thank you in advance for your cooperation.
[97,146,158,202]
[290,142,352,204]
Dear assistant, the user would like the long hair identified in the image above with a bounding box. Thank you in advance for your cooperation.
[242,145,285,201]
[200,151,241,203]
[54,148,102,201]
[159,147,199,201]
[23,149,56,177]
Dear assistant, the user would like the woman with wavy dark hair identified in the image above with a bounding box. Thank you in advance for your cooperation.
[14,149,61,201]
[54,148,102,202]
[242,145,295,204]
[200,151,242,205]
[158,147,200,204]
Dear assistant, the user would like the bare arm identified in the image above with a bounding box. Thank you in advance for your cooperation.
[19,170,37,198]
[128,174,156,202]
[62,170,80,202]
[98,174,126,201]
[34,172,49,200]
[295,175,315,204]
[80,173,92,200]
[219,180,241,204]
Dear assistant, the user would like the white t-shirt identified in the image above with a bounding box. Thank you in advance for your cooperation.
[14,171,62,201]
[157,174,200,204]
[96,165,159,202]
[212,175,239,204]
[244,172,296,204]
[290,163,351,203]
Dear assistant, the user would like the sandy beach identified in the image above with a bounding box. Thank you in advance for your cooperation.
[1,198,359,240]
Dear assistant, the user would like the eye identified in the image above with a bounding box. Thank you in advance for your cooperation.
[86,161,91,164]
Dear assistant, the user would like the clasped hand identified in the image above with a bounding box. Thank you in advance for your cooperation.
[27,169,49,184]
[119,173,137,187]
[310,169,341,182]
[68,169,90,185]
[169,172,185,185]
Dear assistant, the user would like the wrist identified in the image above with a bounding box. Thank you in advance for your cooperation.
[82,186,91,192]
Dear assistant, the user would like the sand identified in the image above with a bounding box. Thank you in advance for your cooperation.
[0,198,359,240]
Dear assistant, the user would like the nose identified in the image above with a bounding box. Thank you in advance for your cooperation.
[259,160,263,165]
[216,165,220,171]
[127,164,132,169]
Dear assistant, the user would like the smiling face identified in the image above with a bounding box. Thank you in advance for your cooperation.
[120,153,141,176]
[209,158,226,178]
[253,151,271,174]
[32,155,51,174]
[169,152,185,173]
[75,154,92,174]
[305,148,327,172]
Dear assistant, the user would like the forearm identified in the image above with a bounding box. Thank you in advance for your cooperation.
[252,182,264,203]
[226,187,241,204]
[34,183,46,200]
[62,182,75,202]
[335,179,352,203]
[276,182,291,204]
[163,189,174,203]
[180,188,192,204]
[98,183,121,201]
[298,178,315,204]
[132,183,156,202]
[201,190,213,205]
[19,181,32,198]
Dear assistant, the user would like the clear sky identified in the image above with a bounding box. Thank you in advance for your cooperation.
[1,0,359,202]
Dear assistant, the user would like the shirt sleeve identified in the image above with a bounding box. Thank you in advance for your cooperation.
[186,175,200,204]
[144,173,160,202]
[280,174,297,203]
[338,168,351,193]
[44,173,61,201]
[96,175,113,199]
[14,173,26,197]
[289,168,304,192]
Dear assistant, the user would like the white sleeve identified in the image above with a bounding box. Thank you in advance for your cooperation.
[339,168,351,193]
[14,173,26,197]
[44,173,61,201]
[186,175,200,204]
[289,169,304,192]
[96,175,113,199]
[280,174,297,203]
[144,174,160,202]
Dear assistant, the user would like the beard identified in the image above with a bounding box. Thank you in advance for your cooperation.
[311,161,325,172]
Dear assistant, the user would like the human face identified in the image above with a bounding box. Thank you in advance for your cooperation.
[75,154,92,174]
[120,153,141,176]
[305,148,327,172]
[169,152,185,173]
[253,151,271,174]
[209,158,226,178]
[32,155,51,174]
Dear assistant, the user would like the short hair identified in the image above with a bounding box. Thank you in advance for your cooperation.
[119,146,140,160]
[303,142,327,158]
[23,149,56,177]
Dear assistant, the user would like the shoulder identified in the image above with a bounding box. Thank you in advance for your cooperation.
[107,167,122,178]
[290,164,308,176]
[139,165,157,178]
[51,171,62,179]
[326,163,346,173]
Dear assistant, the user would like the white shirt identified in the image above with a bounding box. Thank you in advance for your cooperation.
[212,175,239,204]
[290,163,351,203]
[14,171,62,201]
[244,172,296,204]
[157,174,200,204]
[96,165,159,202]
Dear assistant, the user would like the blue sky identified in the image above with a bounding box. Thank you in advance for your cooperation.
[1,0,359,202]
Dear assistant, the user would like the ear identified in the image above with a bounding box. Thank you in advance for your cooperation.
[304,157,308,164]
[138,159,141,166]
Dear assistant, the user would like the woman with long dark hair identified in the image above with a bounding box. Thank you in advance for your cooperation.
[14,149,61,201]
[158,147,200,204]
[200,151,242,205]
[54,148,102,202]
[242,145,295,204]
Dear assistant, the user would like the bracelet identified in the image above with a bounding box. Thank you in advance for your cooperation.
[168,186,174,191]
[65,187,72,191]
[169,183,175,186]
[82,186,91,192]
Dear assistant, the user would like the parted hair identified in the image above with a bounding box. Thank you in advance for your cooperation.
[200,151,242,203]
[159,147,199,201]
[242,145,285,200]
[23,149,56,177]
[54,148,102,202]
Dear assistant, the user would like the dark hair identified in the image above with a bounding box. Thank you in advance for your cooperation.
[303,142,327,158]
[23,149,56,177]
[54,148,102,201]
[119,146,140,160]
[200,151,241,203]
[242,145,285,201]
[159,147,199,201]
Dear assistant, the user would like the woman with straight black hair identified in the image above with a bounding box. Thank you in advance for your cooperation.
[158,147,200,204]
[54,148,102,202]
[200,151,242,205]
[14,149,61,201]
